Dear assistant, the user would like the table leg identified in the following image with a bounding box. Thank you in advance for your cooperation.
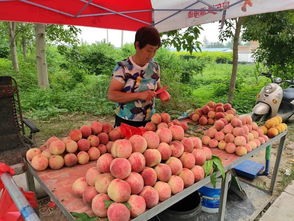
[218,170,232,221]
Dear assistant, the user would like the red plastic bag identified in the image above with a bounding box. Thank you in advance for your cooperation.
[0,163,38,221]
[119,123,146,138]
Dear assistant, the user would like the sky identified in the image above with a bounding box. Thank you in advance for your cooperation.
[78,22,220,47]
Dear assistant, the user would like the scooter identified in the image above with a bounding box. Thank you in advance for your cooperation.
[252,72,294,122]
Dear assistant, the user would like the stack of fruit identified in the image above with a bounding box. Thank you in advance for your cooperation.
[189,102,237,125]
[259,116,288,138]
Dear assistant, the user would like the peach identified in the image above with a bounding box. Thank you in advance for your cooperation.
[98,144,107,154]
[77,139,90,151]
[192,149,206,166]
[199,116,208,125]
[208,110,215,119]
[128,152,145,173]
[91,121,103,134]
[107,203,130,221]
[166,157,183,175]
[64,139,78,153]
[215,112,225,120]
[46,136,60,146]
[80,125,92,138]
[64,153,78,167]
[107,179,131,202]
[49,140,65,155]
[231,118,242,127]
[259,126,268,135]
[202,136,211,145]
[139,186,159,208]
[110,158,131,179]
[48,155,64,170]
[235,146,247,156]
[96,153,113,173]
[252,122,259,130]
[225,143,236,154]
[106,141,113,153]
[180,121,189,131]
[98,132,109,144]
[206,127,217,139]
[144,149,161,167]
[156,127,172,143]
[191,113,200,122]
[207,101,216,108]
[41,149,51,159]
[215,106,224,112]
[234,136,247,146]
[87,135,100,147]
[251,130,259,139]
[218,140,226,150]
[141,167,157,186]
[225,113,235,122]
[129,135,147,153]
[82,186,97,204]
[145,122,156,131]
[151,113,162,124]
[69,129,82,141]
[220,118,228,125]
[208,139,218,148]
[191,165,205,182]
[143,131,160,149]
[181,137,194,153]
[92,193,110,217]
[72,177,87,197]
[254,138,261,147]
[102,123,113,134]
[258,136,266,144]
[201,105,210,114]
[111,139,132,158]
[202,147,212,160]
[128,195,146,217]
[154,181,172,202]
[180,152,195,169]
[169,125,185,140]
[94,173,114,193]
[179,168,195,187]
[77,151,89,164]
[214,120,225,131]
[161,112,171,123]
[225,133,235,143]
[223,124,233,134]
[157,122,168,129]
[125,172,144,194]
[215,131,225,141]
[88,147,100,161]
[247,133,254,141]
[248,140,257,150]
[207,118,215,125]
[172,119,182,126]
[191,137,202,149]
[233,127,245,137]
[245,143,252,152]
[169,141,184,158]
[85,167,100,186]
[157,142,172,160]
[223,103,232,111]
[26,148,41,161]
[168,175,184,194]
[155,163,172,182]
[242,125,250,135]
[31,155,48,171]
[109,128,122,141]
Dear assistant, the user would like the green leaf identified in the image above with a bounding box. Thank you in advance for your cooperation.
[204,159,213,176]
[210,172,217,188]
[212,157,225,179]
[70,212,100,221]
[104,200,114,209]
[122,202,132,210]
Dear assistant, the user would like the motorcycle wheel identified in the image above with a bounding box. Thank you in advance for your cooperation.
[252,113,265,122]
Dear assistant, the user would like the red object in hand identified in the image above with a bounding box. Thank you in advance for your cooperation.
[155,86,168,95]
[159,90,171,102]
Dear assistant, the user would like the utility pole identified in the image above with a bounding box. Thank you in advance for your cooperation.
[106,29,109,43]
[121,30,124,47]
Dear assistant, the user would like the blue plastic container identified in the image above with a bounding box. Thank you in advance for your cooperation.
[199,179,222,213]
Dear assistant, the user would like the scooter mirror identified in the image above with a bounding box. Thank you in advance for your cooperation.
[274,77,282,84]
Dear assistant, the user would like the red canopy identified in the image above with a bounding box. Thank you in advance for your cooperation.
[0,0,293,32]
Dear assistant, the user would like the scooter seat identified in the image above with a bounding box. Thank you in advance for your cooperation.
[283,88,294,102]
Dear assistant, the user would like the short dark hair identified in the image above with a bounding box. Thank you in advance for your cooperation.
[135,26,161,49]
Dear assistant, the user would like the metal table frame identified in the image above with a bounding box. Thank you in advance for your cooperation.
[26,131,288,221]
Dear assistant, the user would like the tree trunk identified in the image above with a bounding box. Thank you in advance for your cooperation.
[35,23,49,89]
[227,17,244,104]
[22,36,27,59]
[8,22,19,72]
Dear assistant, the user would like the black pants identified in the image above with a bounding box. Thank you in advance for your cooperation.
[114,115,149,127]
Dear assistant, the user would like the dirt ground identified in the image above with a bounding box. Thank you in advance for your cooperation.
[31,113,294,221]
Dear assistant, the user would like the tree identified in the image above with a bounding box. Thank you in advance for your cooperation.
[7,22,19,72]
[242,10,294,78]
[160,26,202,54]
[219,17,244,103]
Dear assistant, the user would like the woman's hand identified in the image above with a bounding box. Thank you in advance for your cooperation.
[139,90,157,101]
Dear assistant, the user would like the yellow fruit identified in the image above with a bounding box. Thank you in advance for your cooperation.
[265,119,276,129]
[267,128,279,138]
[276,115,283,124]
[275,124,284,133]
[260,126,268,135]
[282,123,288,131]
